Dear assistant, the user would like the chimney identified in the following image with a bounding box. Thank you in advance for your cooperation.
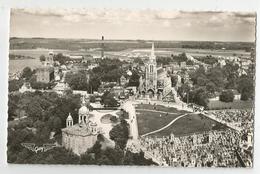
[101,36,104,58]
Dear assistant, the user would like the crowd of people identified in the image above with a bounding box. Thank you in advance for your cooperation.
[208,109,253,132]
[208,109,254,167]
[140,128,253,167]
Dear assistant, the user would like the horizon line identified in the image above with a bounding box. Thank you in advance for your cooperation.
[9,36,255,43]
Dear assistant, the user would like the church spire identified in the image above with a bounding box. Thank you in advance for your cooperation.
[150,42,156,60]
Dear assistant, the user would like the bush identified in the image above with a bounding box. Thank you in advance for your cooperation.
[110,116,118,123]
[219,90,234,102]
[9,79,23,92]
[89,95,96,103]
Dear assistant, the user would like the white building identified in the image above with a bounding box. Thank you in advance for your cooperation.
[61,105,102,155]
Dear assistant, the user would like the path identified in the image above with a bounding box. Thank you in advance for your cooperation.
[135,109,179,115]
[123,101,139,140]
[141,113,188,137]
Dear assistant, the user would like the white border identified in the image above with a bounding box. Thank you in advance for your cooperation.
[0,0,259,174]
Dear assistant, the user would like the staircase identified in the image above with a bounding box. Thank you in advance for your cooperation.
[162,87,181,104]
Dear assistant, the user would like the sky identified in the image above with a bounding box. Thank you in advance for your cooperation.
[10,8,256,42]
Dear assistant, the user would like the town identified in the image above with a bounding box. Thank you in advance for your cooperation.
[8,36,255,166]
[7,9,255,167]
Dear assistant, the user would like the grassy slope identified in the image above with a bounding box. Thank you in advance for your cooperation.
[152,114,228,138]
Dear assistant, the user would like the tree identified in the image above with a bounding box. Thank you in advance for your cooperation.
[65,71,89,91]
[110,116,118,123]
[178,82,191,100]
[9,79,23,92]
[89,95,96,103]
[40,55,46,62]
[190,66,206,85]
[63,89,73,96]
[219,90,234,102]
[188,87,209,108]
[171,75,178,87]
[53,53,70,65]
[206,66,226,91]
[29,75,51,90]
[8,94,21,120]
[101,92,119,107]
[26,98,44,120]
[21,67,33,80]
[109,119,129,149]
[223,61,240,89]
[52,117,62,131]
[128,70,140,87]
[206,81,217,94]
[133,57,144,65]
[88,75,101,92]
[237,75,254,101]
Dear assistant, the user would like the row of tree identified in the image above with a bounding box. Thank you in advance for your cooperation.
[178,61,254,108]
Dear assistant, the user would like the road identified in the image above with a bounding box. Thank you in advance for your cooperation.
[123,100,139,140]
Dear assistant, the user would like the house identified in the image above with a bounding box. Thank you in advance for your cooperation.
[120,75,129,86]
[19,82,35,93]
[232,89,241,100]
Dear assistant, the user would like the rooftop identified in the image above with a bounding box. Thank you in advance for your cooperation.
[62,123,97,136]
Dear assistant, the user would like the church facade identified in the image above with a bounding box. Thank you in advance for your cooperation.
[61,104,102,155]
[139,43,173,100]
[36,51,54,83]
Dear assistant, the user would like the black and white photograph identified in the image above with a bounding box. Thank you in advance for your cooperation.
[7,7,256,167]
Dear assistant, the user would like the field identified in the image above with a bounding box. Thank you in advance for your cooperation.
[9,59,41,73]
[9,49,100,73]
[10,37,254,51]
[136,104,228,137]
[151,114,228,138]
[9,37,253,74]
[136,110,183,135]
[109,47,251,58]
[136,104,188,114]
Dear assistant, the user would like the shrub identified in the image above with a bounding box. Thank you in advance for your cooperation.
[219,90,234,102]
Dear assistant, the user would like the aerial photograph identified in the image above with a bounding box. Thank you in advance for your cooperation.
[7,8,255,167]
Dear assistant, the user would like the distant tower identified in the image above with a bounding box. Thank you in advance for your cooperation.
[66,113,73,127]
[145,43,157,95]
[101,36,104,58]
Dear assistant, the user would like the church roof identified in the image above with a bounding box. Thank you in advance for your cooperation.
[62,123,96,136]
[79,105,89,115]
[66,113,73,121]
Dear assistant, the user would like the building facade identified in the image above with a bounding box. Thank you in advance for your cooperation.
[144,43,157,95]
[61,104,102,155]
[36,52,54,83]
[139,43,173,100]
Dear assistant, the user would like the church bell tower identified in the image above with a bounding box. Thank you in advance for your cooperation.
[145,43,157,95]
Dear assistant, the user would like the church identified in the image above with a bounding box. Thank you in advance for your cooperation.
[61,102,102,155]
[36,51,54,83]
[139,43,174,100]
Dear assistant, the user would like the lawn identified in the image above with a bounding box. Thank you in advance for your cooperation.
[136,110,184,135]
[151,114,228,138]
[100,114,115,124]
[136,104,188,114]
